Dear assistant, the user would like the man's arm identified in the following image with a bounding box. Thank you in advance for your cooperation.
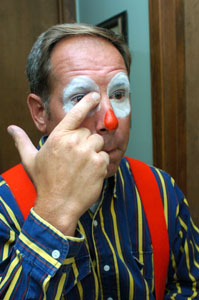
[0,92,108,298]
[7,91,109,235]
[0,182,87,299]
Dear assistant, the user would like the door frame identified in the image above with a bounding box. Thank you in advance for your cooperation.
[149,0,186,193]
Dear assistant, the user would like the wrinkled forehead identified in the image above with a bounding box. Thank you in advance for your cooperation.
[50,35,127,78]
[64,72,130,93]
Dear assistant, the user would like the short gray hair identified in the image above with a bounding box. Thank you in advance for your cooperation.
[26,23,131,109]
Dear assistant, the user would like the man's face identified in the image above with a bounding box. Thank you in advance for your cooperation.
[45,36,131,177]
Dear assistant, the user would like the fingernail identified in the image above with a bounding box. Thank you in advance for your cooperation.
[92,92,100,101]
[7,126,14,136]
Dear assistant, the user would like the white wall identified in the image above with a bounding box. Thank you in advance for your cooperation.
[76,0,153,164]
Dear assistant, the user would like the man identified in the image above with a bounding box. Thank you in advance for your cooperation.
[0,23,198,299]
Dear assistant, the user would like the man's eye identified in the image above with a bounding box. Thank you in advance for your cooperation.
[71,94,85,102]
[110,90,126,100]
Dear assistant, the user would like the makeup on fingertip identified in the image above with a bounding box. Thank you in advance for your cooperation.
[91,92,100,101]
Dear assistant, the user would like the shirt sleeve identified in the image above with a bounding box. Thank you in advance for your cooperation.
[0,178,88,299]
[164,177,199,298]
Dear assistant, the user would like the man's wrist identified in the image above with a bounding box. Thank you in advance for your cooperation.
[33,205,79,237]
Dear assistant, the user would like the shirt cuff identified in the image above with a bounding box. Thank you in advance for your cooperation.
[15,208,84,276]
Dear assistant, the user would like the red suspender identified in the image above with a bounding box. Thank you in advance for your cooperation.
[2,158,169,299]
[126,156,169,300]
[2,164,36,220]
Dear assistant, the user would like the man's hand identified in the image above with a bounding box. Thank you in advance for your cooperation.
[8,92,109,236]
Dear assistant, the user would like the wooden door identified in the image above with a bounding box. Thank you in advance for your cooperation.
[149,0,199,225]
[0,0,76,172]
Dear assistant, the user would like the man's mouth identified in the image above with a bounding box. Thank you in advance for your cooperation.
[105,148,117,154]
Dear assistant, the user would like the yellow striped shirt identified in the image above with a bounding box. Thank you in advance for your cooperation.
[0,156,199,299]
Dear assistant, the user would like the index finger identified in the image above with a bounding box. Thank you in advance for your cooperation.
[56,92,100,131]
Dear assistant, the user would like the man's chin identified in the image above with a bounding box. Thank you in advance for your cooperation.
[105,160,121,178]
[104,148,124,178]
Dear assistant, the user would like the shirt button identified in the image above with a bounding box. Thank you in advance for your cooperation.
[93,220,98,227]
[104,265,110,272]
[52,249,60,259]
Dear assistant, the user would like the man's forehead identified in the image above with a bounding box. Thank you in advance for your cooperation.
[50,35,127,86]
[54,34,116,50]
[51,35,126,66]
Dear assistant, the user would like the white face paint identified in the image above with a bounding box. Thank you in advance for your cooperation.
[62,72,130,119]
[107,72,131,118]
[62,76,100,113]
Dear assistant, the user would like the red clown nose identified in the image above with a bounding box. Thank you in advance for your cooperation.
[104,108,118,130]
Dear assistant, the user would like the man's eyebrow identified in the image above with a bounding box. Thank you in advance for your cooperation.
[109,80,129,88]
[63,76,99,99]
[107,73,130,92]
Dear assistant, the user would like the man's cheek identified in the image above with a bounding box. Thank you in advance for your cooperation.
[111,98,131,119]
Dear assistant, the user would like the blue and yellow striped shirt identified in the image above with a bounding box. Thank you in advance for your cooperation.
[0,149,199,298]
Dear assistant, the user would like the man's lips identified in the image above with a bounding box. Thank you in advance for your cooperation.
[104,148,117,154]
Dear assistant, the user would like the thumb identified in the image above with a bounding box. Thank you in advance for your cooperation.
[7,125,38,172]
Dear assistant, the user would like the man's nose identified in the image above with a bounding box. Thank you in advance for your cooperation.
[95,96,118,132]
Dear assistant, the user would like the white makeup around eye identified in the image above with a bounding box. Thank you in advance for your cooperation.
[107,72,131,118]
[62,76,100,113]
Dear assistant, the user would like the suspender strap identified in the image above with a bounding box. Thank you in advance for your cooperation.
[2,164,36,220]
[2,158,169,299]
[126,156,169,300]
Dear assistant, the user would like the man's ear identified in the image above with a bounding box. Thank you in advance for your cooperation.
[27,93,48,133]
